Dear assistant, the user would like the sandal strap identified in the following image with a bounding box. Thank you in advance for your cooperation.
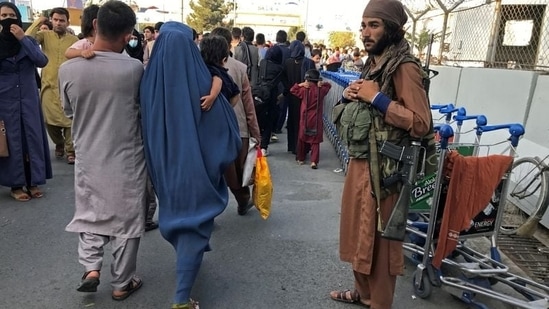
[123,276,141,291]
[332,289,360,302]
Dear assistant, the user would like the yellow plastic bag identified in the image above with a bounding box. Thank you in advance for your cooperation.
[253,149,273,219]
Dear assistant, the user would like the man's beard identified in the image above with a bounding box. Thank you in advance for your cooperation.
[54,26,66,35]
[362,33,391,56]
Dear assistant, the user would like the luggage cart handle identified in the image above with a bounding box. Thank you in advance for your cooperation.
[453,107,488,126]
[438,104,458,114]
[476,123,525,147]
[431,103,452,110]
[438,104,459,122]
[438,124,455,150]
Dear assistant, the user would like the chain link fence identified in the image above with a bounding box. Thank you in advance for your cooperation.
[402,0,549,71]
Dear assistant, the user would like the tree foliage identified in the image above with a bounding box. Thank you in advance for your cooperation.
[186,0,234,33]
[406,26,448,56]
[287,26,305,42]
[328,31,356,49]
[406,27,436,56]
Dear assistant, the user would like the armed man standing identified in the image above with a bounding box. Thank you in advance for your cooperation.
[329,1,432,309]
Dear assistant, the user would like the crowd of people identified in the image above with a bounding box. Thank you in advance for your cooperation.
[0,0,432,308]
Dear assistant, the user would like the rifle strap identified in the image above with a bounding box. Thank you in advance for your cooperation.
[367,108,384,233]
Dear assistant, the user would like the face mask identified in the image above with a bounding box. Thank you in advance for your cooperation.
[128,39,138,48]
[0,18,18,35]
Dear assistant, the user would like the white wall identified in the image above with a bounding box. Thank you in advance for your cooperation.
[429,66,462,105]
[428,65,548,158]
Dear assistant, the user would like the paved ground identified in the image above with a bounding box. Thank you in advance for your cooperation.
[0,132,540,309]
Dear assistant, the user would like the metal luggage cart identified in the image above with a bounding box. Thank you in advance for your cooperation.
[410,106,487,214]
[404,123,549,309]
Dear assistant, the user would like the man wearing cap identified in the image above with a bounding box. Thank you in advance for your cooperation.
[329,1,432,308]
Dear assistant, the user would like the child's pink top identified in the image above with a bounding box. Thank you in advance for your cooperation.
[69,38,93,50]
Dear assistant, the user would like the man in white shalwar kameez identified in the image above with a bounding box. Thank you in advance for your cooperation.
[59,1,146,301]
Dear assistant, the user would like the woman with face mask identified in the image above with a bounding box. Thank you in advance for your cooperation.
[0,2,51,201]
[125,29,143,63]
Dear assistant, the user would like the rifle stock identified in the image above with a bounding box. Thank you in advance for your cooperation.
[380,141,422,241]
[381,183,412,241]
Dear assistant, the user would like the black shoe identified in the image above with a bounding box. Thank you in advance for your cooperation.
[237,202,253,216]
[77,271,100,292]
[145,222,159,232]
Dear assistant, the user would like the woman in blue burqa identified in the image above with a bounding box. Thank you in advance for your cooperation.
[139,22,241,309]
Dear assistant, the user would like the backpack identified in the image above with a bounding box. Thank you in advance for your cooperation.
[237,42,253,81]
[252,60,283,104]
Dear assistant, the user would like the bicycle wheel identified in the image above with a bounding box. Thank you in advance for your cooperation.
[500,157,549,235]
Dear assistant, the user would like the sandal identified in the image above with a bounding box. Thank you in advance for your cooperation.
[55,145,64,159]
[67,154,75,165]
[112,276,142,301]
[330,289,370,307]
[311,162,318,169]
[27,186,43,199]
[77,270,100,292]
[10,189,31,202]
[172,299,199,309]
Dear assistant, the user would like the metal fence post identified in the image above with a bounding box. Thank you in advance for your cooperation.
[486,0,503,67]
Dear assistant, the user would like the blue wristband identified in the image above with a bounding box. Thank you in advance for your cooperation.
[371,92,391,114]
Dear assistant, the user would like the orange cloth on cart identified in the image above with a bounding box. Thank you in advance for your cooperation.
[432,151,513,269]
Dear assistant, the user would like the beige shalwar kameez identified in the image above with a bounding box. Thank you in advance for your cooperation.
[26,19,78,154]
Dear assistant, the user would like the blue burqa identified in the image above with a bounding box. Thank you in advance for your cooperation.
[139,22,241,303]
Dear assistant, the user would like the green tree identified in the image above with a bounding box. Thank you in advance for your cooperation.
[405,26,447,57]
[287,26,305,41]
[328,31,355,49]
[186,0,234,33]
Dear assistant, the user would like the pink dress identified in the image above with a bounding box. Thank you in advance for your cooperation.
[69,38,93,50]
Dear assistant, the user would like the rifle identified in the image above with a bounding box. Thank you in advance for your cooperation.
[423,34,439,96]
[380,140,422,241]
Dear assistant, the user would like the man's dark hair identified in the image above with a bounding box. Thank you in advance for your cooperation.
[241,26,254,42]
[81,5,99,38]
[192,28,198,40]
[49,7,69,19]
[296,31,306,42]
[96,1,136,42]
[200,35,229,66]
[41,20,53,30]
[275,30,287,44]
[210,27,232,47]
[255,33,265,45]
[143,26,154,33]
[311,48,322,57]
[154,22,164,31]
[383,19,405,44]
[231,27,242,40]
